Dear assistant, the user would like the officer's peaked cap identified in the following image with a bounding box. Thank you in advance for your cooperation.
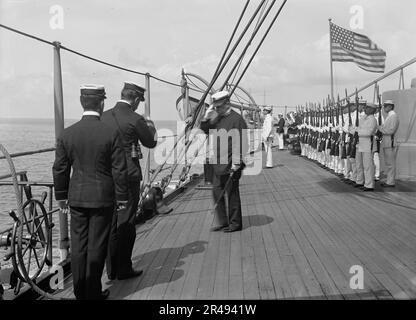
[123,81,146,101]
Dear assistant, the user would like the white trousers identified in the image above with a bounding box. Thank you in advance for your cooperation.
[381,147,397,185]
[349,157,357,182]
[277,133,284,150]
[264,139,273,167]
[356,151,375,188]
[343,158,352,179]
[336,156,344,174]
[373,152,380,179]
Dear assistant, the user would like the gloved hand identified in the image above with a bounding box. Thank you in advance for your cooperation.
[203,105,218,122]
[58,200,69,214]
[145,118,155,128]
[231,163,241,172]
[116,201,128,211]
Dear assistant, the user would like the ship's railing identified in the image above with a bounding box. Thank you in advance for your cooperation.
[0,147,55,161]
[0,147,58,270]
[335,56,416,106]
[0,148,56,233]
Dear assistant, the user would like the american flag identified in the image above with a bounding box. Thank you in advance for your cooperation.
[330,22,386,73]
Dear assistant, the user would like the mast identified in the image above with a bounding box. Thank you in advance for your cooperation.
[53,41,69,262]
[329,18,334,101]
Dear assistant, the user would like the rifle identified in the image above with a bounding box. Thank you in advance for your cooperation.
[345,89,354,157]
[312,106,317,149]
[333,99,340,157]
[339,95,347,159]
[375,86,383,153]
[328,99,333,151]
[349,89,360,158]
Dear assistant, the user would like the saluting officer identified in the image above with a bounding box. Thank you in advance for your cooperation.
[101,81,157,280]
[200,91,248,233]
[53,85,128,300]
[378,100,400,187]
[356,103,378,191]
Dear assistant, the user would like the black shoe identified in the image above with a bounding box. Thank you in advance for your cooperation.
[117,269,143,280]
[98,289,110,300]
[354,183,364,188]
[362,187,374,192]
[380,183,395,188]
[223,226,242,233]
[210,225,228,232]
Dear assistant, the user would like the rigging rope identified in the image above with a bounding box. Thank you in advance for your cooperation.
[188,0,267,130]
[229,0,269,87]
[230,0,288,96]
[0,23,183,89]
[221,0,277,90]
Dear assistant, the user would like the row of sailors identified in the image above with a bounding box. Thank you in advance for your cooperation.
[298,99,399,191]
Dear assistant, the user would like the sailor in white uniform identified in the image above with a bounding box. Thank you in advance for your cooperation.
[356,103,378,191]
[378,100,400,187]
[262,106,274,168]
[354,100,366,186]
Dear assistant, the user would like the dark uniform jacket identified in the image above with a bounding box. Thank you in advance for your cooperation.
[200,109,248,176]
[101,101,157,182]
[276,118,285,134]
[53,115,128,208]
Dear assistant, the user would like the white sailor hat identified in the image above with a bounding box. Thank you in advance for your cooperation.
[80,84,106,99]
[211,90,230,103]
[263,106,272,112]
[123,81,146,101]
[383,100,395,106]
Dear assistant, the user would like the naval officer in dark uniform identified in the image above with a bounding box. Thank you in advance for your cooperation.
[53,85,128,300]
[200,91,248,232]
[102,82,157,280]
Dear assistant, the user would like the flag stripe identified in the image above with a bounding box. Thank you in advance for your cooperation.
[332,45,385,59]
[330,22,386,73]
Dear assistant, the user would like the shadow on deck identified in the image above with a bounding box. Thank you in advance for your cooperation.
[54,150,416,300]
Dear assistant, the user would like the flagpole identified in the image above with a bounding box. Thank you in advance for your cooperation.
[329,18,334,102]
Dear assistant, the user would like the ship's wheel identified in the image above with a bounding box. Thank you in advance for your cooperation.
[11,197,52,282]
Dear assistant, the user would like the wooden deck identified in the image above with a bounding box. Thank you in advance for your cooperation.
[56,150,416,300]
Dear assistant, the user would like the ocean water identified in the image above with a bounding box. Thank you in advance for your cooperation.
[0,118,202,232]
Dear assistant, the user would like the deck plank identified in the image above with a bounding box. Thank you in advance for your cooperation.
[163,191,211,299]
[180,193,214,299]
[306,194,401,299]
[316,193,416,298]
[147,197,200,299]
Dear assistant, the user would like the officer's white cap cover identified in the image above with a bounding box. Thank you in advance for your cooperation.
[212,90,230,103]
[80,84,106,99]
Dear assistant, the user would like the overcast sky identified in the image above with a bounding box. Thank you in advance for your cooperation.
[1,0,416,120]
